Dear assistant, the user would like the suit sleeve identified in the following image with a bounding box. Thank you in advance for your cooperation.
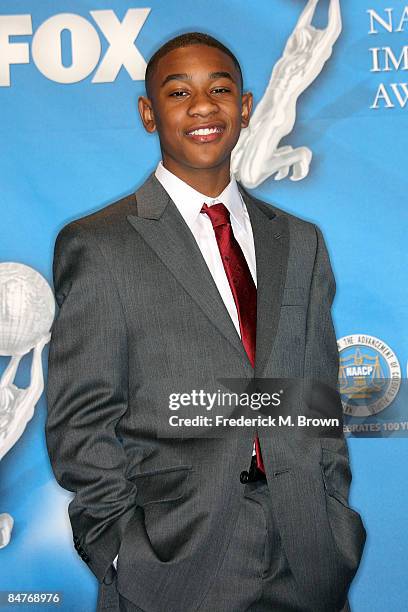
[303,225,352,499]
[45,221,137,583]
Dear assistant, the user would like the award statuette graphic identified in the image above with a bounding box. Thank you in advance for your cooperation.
[231,0,342,187]
[0,262,55,548]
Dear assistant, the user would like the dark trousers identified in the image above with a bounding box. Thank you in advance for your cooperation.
[97,478,351,612]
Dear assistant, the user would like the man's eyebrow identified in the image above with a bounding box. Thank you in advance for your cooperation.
[208,71,235,82]
[161,73,191,87]
[161,71,236,87]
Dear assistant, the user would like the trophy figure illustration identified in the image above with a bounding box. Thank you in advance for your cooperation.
[0,263,55,548]
[231,0,342,187]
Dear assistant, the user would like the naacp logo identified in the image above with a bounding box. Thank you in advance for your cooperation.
[337,334,401,417]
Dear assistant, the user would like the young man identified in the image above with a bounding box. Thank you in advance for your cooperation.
[46,33,365,612]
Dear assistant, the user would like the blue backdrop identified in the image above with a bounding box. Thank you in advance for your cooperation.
[1,1,407,610]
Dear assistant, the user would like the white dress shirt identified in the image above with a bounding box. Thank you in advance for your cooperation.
[113,162,258,570]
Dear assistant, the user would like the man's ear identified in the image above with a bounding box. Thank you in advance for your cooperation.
[241,91,253,128]
[138,96,156,133]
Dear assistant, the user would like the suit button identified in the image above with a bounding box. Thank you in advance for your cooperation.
[240,470,249,484]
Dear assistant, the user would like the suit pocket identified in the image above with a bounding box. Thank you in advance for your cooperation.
[127,464,193,507]
[320,450,366,574]
[124,465,195,563]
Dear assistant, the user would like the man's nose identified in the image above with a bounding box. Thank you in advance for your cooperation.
[187,90,219,116]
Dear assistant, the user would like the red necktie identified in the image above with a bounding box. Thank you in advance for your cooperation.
[201,203,265,473]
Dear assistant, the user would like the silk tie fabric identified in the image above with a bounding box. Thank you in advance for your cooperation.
[200,203,265,473]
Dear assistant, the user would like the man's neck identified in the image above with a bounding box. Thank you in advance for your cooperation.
[162,158,232,198]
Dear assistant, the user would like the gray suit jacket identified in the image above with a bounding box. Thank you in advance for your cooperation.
[45,171,365,612]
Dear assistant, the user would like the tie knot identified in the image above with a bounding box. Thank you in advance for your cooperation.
[201,202,230,228]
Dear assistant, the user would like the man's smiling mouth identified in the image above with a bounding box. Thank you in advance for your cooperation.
[185,124,225,142]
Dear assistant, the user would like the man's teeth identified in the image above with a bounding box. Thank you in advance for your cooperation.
[189,127,222,136]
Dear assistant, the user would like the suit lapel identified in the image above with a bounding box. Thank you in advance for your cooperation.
[238,184,289,376]
[126,173,252,370]
[126,173,289,376]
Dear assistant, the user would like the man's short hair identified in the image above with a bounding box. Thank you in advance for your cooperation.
[145,32,244,98]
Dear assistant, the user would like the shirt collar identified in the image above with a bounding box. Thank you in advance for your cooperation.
[154,160,246,230]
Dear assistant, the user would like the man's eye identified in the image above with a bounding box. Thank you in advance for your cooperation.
[212,87,230,94]
[169,91,188,97]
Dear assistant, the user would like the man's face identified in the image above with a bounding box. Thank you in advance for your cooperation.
[138,45,252,175]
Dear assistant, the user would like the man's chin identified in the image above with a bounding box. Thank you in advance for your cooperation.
[182,154,232,172]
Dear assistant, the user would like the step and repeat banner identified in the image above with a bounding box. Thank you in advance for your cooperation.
[0,1,407,610]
